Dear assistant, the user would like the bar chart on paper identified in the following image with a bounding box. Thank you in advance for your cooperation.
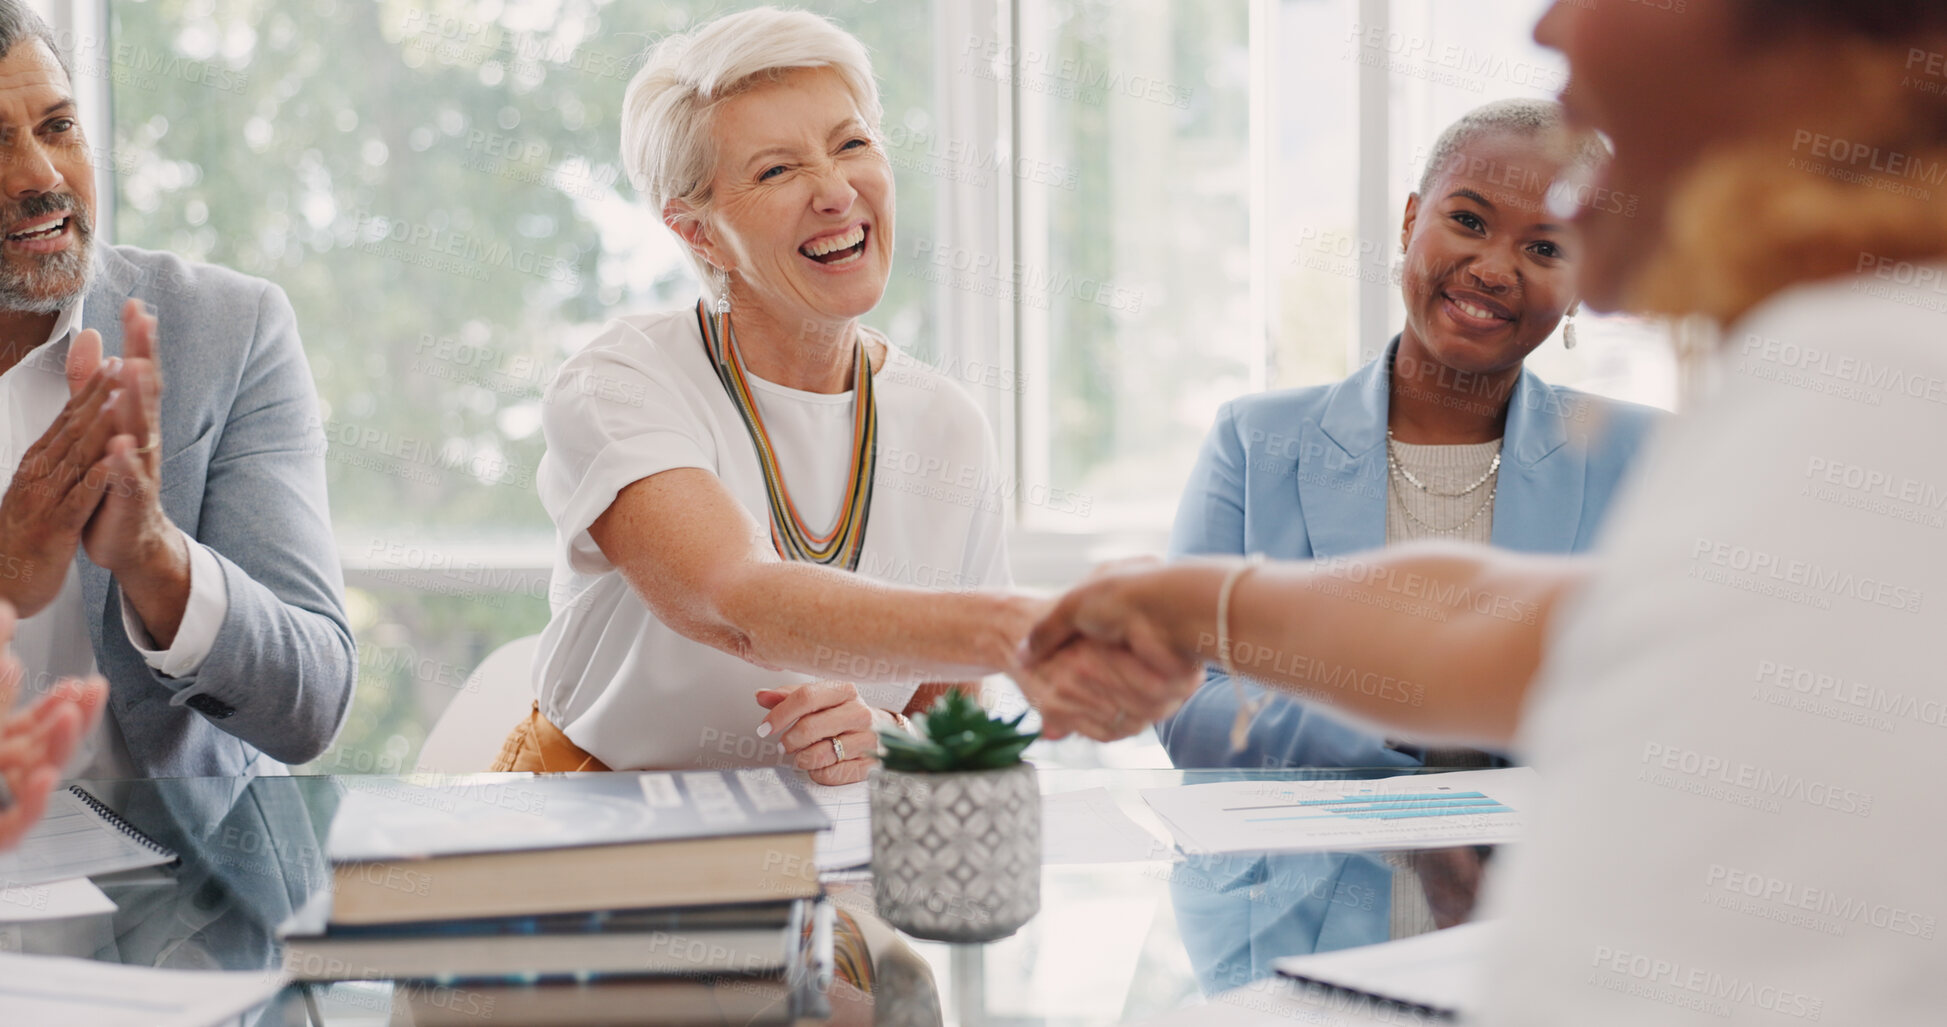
[1139,768,1538,855]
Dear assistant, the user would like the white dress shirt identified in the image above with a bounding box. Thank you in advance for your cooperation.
[0,300,231,779]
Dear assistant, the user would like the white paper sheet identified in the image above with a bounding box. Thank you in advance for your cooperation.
[1274,921,1498,1016]
[1140,768,1538,855]
[1040,788,1172,864]
[0,789,175,887]
[0,877,115,922]
[805,781,873,871]
[0,952,287,1026]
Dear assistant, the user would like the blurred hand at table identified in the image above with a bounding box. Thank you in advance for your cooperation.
[0,600,108,850]
[1408,847,1488,929]
[1017,559,1205,742]
[755,680,884,786]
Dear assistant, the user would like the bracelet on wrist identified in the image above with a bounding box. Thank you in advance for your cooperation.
[1219,554,1267,754]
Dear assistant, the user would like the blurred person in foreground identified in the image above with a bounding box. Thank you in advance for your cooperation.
[0,0,354,779]
[500,7,1171,780]
[1026,1,1947,1022]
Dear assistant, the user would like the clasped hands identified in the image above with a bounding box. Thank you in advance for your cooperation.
[1014,558,1206,742]
[0,300,187,641]
[745,561,1204,779]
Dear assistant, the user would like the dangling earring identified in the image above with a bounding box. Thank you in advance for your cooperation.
[1563,310,1579,350]
[714,266,732,315]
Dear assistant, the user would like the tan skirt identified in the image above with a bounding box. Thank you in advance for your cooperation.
[489,702,613,773]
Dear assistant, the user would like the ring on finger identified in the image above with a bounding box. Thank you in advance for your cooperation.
[830,736,845,763]
[133,433,160,456]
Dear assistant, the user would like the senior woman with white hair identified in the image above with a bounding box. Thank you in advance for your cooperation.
[494,7,1152,780]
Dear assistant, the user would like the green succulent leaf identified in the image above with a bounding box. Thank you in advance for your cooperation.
[875,689,1039,773]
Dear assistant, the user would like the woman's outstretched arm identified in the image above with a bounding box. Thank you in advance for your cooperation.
[590,468,1041,684]
[1023,543,1593,748]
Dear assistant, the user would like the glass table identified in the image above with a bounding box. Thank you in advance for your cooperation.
[13,769,1488,1025]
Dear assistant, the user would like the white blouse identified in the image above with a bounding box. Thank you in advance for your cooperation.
[1479,267,1947,1024]
[533,306,1011,771]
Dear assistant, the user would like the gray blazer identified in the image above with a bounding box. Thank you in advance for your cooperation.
[70,245,355,777]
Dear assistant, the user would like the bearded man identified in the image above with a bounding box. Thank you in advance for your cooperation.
[0,0,354,779]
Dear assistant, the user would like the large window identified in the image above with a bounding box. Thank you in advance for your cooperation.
[1011,0,1254,534]
[82,0,1676,772]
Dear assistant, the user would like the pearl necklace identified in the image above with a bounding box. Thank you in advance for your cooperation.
[1386,430,1501,537]
[1386,429,1500,496]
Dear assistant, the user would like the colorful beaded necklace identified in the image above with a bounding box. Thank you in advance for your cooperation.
[695,301,877,570]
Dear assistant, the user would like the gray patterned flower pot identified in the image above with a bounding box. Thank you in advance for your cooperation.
[869,763,1041,942]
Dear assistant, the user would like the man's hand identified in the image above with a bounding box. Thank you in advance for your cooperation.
[82,299,192,649]
[755,681,881,786]
[0,601,107,851]
[0,333,124,618]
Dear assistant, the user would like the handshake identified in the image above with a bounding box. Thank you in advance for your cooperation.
[1010,558,1223,743]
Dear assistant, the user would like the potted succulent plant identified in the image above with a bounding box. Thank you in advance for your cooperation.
[869,690,1041,942]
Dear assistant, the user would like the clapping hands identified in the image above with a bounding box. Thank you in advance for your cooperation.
[0,298,178,624]
[75,298,175,579]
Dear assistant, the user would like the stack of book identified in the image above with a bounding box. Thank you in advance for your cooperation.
[281,769,834,1025]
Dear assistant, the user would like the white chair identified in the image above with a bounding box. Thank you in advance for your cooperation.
[415,634,542,774]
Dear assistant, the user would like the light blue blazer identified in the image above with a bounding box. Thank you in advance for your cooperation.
[1160,338,1660,989]
[1161,337,1659,768]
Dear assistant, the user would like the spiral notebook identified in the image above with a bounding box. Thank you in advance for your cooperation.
[1271,921,1498,1022]
[0,785,177,888]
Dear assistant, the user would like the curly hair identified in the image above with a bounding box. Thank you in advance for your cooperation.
[1629,6,1947,322]
[1737,1,1947,42]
